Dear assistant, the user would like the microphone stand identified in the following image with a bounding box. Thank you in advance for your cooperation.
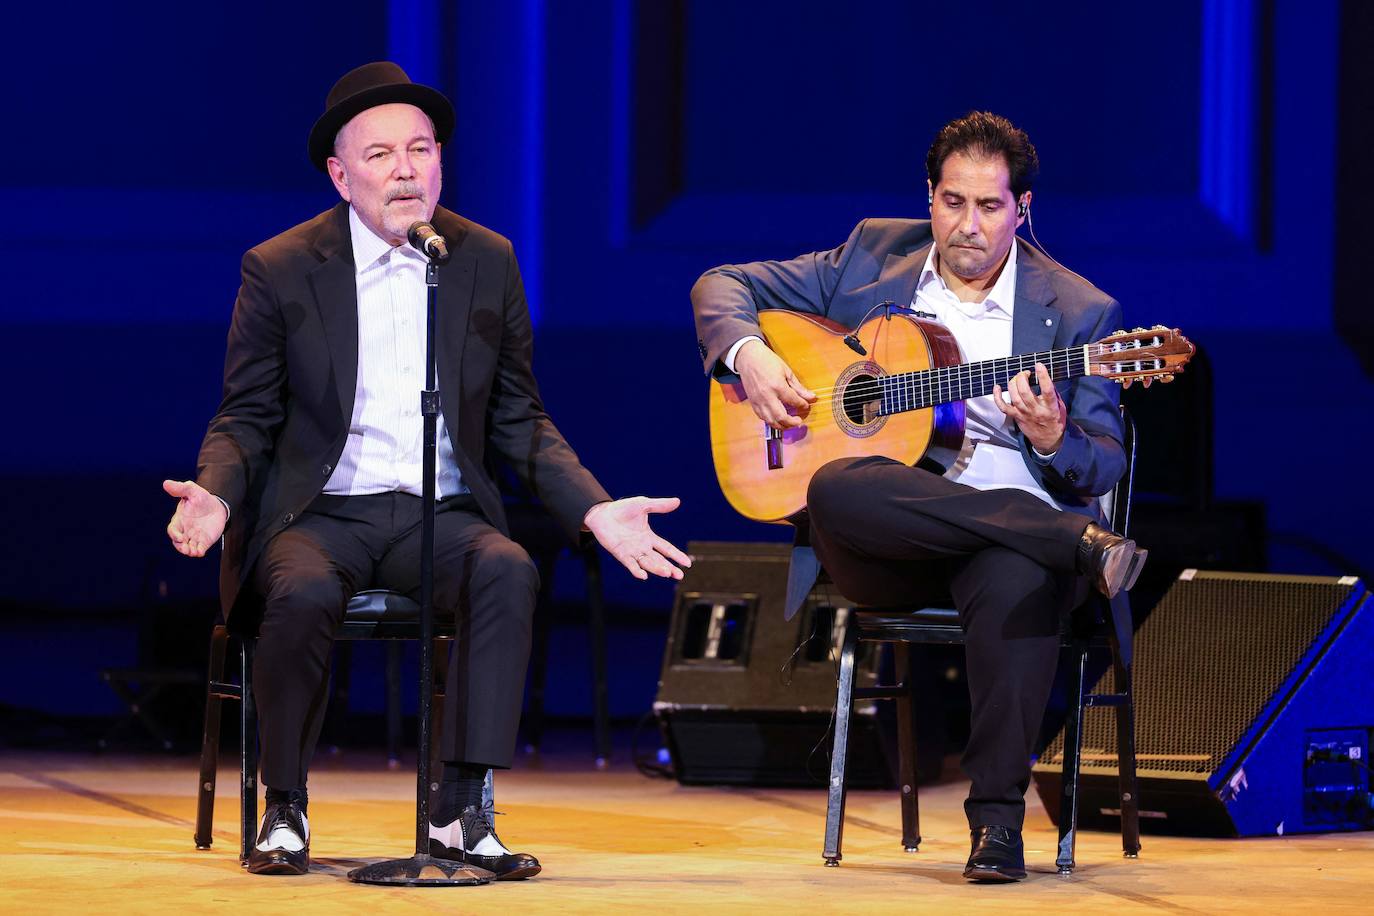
[348,251,492,887]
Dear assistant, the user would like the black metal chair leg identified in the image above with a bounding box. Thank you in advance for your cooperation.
[385,641,403,769]
[584,548,612,767]
[523,553,558,754]
[239,637,259,865]
[195,625,229,850]
[322,642,353,754]
[1055,641,1088,875]
[823,624,859,866]
[1113,647,1142,858]
[895,643,921,852]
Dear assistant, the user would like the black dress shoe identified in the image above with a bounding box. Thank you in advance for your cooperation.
[246,801,310,876]
[963,825,1027,882]
[1077,522,1147,599]
[429,805,541,880]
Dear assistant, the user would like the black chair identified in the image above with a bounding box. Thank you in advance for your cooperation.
[194,589,460,863]
[822,410,1142,875]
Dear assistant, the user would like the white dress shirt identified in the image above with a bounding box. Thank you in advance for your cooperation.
[322,206,466,499]
[912,242,1058,509]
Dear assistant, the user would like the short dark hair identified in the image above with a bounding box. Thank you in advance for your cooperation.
[926,111,1039,198]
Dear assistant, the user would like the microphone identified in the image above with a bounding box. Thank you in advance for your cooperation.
[407,221,450,263]
[842,300,896,356]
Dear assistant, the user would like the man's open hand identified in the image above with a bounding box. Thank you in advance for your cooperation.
[164,479,228,558]
[584,496,691,581]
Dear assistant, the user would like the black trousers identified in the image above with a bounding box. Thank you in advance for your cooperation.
[249,491,539,791]
[806,456,1093,830]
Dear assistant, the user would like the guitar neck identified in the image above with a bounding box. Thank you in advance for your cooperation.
[878,345,1090,415]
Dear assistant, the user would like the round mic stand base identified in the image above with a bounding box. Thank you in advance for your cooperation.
[347,855,494,886]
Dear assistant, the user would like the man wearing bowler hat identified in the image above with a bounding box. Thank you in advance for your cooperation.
[163,61,690,877]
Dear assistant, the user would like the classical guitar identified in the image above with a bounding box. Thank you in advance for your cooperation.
[709,308,1195,523]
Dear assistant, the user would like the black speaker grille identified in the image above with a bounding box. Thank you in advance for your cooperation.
[1042,572,1360,778]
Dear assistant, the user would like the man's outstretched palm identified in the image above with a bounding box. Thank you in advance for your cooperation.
[163,479,228,558]
[583,496,691,580]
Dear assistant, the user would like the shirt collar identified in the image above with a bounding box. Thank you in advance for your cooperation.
[348,205,426,274]
[917,238,1019,318]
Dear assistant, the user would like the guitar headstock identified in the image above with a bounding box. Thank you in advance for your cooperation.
[1088,326,1196,388]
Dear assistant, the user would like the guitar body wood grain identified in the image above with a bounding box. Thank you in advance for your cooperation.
[709,309,966,523]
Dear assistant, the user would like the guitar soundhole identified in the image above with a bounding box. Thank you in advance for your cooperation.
[833,363,887,438]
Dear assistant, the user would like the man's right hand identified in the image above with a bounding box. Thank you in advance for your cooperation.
[164,479,228,558]
[734,339,817,430]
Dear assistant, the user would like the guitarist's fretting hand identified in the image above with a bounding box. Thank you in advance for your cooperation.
[992,362,1067,455]
[735,339,817,429]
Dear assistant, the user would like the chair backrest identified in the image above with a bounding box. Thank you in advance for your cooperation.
[1098,405,1137,538]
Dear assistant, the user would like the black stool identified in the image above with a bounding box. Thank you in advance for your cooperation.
[98,667,202,751]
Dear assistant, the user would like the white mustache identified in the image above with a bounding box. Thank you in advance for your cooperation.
[386,183,425,203]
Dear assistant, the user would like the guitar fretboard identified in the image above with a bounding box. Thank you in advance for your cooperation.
[877,345,1089,415]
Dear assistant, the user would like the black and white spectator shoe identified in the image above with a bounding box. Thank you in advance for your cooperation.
[428,805,541,880]
[246,801,310,876]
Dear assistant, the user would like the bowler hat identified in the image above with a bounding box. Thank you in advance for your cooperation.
[307,61,454,171]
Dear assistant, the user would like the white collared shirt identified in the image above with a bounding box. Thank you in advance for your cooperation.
[322,206,466,499]
[913,241,1057,508]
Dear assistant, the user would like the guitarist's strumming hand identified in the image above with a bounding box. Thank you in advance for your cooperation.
[993,362,1067,455]
[735,339,817,430]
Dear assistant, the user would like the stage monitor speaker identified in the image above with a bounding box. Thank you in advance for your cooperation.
[654,541,893,787]
[1032,570,1373,836]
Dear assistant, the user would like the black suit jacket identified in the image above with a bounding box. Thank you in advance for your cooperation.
[196,202,609,618]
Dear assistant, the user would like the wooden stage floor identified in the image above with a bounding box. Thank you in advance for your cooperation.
[2,748,1370,914]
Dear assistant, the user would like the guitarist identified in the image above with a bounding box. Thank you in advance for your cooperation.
[690,111,1145,882]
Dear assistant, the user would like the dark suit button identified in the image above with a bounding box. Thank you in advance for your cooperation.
[1065,470,1079,483]
[282,512,295,525]
[322,464,332,476]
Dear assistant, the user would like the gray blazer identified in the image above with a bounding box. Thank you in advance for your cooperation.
[690,217,1134,660]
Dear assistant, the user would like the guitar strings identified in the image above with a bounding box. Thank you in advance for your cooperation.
[791,340,1169,411]
[734,331,1176,421]
[798,345,1096,399]
[799,347,1093,406]
[802,338,1168,398]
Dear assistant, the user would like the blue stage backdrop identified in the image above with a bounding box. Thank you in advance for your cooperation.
[0,0,1369,719]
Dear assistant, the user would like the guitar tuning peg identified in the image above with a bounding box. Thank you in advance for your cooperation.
[1152,323,1168,330]
[1161,374,1175,383]
[1131,326,1146,333]
[1112,329,1125,336]
[1121,378,1133,389]
[1141,377,1153,388]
